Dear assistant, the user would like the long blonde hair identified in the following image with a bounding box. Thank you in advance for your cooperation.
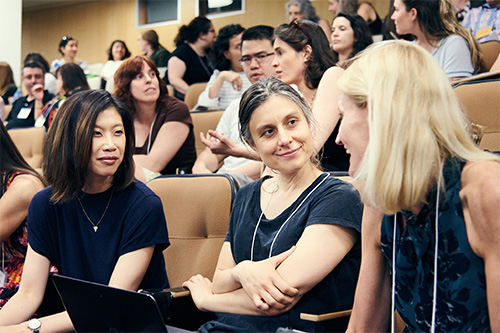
[338,40,498,214]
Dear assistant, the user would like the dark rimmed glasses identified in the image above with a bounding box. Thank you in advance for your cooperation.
[239,52,275,66]
[290,19,312,40]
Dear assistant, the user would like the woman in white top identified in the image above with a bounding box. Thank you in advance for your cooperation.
[100,40,131,90]
[50,36,88,75]
[196,24,251,110]
[391,0,480,79]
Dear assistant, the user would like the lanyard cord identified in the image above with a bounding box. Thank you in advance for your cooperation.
[391,163,443,332]
[251,173,329,261]
[146,114,157,155]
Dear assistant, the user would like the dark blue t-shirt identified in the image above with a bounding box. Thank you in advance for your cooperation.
[28,181,170,290]
[201,173,363,332]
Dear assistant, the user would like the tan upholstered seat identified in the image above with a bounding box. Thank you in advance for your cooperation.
[184,82,207,110]
[190,109,224,157]
[478,40,500,73]
[454,78,500,152]
[8,127,45,169]
[147,174,237,287]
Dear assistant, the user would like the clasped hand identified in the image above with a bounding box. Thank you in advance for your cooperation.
[233,247,298,311]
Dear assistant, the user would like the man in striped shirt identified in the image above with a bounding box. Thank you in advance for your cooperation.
[463,0,500,42]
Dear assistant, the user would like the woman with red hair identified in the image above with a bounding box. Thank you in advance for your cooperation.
[114,56,196,182]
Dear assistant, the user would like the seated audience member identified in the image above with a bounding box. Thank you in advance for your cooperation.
[337,40,500,332]
[101,40,131,90]
[328,0,383,36]
[114,56,196,182]
[183,77,363,332]
[167,17,216,100]
[0,90,170,332]
[0,122,45,308]
[331,13,373,65]
[50,36,88,74]
[6,61,54,130]
[193,25,275,186]
[196,24,251,110]
[39,63,90,129]
[0,62,17,105]
[0,99,4,123]
[138,30,170,68]
[463,0,500,42]
[391,0,480,79]
[286,0,332,42]
[24,53,57,97]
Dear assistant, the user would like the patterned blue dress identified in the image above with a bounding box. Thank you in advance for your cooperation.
[380,158,490,332]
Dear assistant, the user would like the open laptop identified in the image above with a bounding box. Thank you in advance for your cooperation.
[52,274,168,332]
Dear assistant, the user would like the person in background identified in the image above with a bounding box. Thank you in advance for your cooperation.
[327,0,383,36]
[337,40,500,332]
[39,63,90,129]
[196,24,251,110]
[101,40,131,90]
[138,30,170,68]
[391,0,480,79]
[50,36,88,74]
[167,16,216,100]
[0,90,170,332]
[184,77,363,332]
[192,25,275,186]
[24,53,57,97]
[462,0,500,42]
[0,63,17,105]
[286,0,332,42]
[114,56,196,182]
[452,0,471,22]
[0,122,45,308]
[331,12,373,65]
[6,61,54,130]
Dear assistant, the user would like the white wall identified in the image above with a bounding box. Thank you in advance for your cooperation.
[0,0,22,85]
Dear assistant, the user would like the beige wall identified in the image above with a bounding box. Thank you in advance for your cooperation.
[22,0,390,68]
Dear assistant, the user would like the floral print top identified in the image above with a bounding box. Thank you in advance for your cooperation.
[381,158,490,332]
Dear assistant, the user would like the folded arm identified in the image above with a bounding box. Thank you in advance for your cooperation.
[167,57,189,96]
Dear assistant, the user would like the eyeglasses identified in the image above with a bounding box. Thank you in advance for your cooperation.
[290,19,311,41]
[239,52,275,66]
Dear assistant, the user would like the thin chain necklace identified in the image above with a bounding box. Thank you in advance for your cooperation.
[77,187,114,232]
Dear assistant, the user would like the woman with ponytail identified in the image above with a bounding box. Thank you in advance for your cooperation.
[391,0,480,79]
[167,16,216,100]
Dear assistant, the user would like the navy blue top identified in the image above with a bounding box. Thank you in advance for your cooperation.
[381,158,490,332]
[6,91,54,130]
[200,173,363,332]
[28,181,170,290]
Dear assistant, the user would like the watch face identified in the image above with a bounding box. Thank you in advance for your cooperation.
[28,318,41,330]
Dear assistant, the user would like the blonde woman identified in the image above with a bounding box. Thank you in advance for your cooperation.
[336,40,500,332]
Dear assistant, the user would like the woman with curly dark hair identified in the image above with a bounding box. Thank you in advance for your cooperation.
[114,56,196,182]
[331,12,373,65]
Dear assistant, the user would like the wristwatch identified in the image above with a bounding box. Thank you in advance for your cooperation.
[27,318,41,333]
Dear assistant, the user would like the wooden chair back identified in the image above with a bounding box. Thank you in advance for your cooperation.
[8,127,45,169]
[147,174,237,287]
[454,78,500,152]
[184,82,207,110]
[478,40,500,73]
[190,109,224,157]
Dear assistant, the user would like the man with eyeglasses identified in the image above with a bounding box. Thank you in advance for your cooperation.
[192,25,276,186]
[6,61,54,130]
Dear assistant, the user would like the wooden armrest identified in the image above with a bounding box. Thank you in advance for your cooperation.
[300,309,352,322]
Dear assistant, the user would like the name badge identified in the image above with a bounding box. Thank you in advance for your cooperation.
[35,114,46,128]
[17,107,32,119]
[475,25,493,40]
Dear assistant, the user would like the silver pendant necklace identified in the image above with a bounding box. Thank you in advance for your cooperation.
[77,188,114,232]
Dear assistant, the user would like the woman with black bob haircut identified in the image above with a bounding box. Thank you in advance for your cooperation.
[167,16,215,100]
[0,90,170,332]
[331,12,373,65]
